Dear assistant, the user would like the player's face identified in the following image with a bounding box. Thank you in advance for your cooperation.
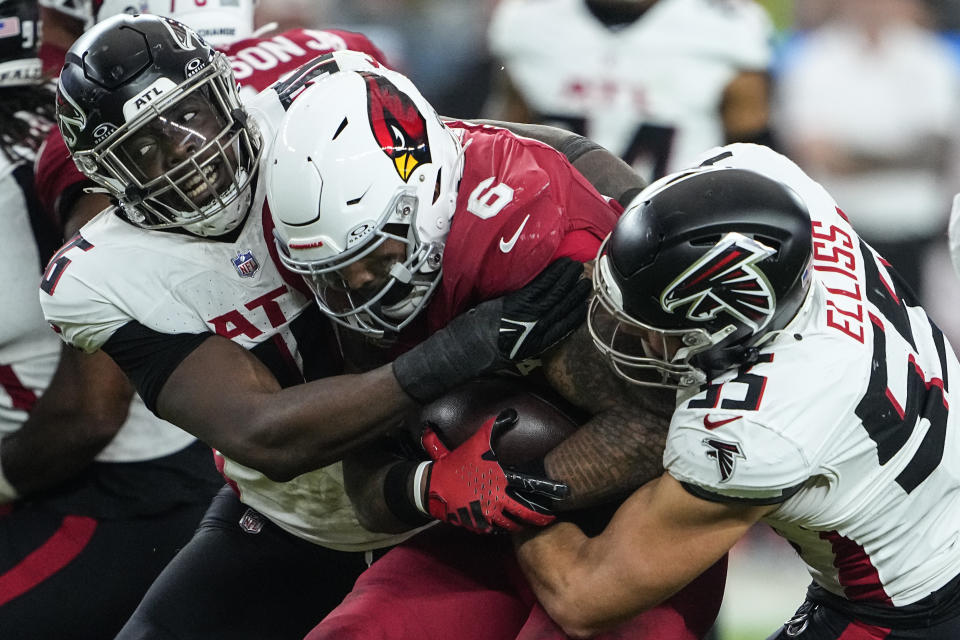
[634,326,683,362]
[117,91,236,210]
[334,238,408,300]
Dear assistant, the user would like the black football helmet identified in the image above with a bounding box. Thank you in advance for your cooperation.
[589,167,814,388]
[0,0,42,87]
[56,13,261,236]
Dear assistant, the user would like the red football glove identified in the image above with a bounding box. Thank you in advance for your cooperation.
[421,409,568,534]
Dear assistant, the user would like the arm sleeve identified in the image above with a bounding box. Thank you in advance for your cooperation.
[101,321,214,414]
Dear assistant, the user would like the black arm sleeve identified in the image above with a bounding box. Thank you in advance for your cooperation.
[101,321,214,414]
[553,133,605,164]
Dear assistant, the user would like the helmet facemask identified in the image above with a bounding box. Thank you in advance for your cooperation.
[71,54,261,237]
[280,191,446,336]
[590,165,815,389]
[589,245,723,389]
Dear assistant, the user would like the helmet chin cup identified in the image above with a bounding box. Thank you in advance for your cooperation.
[181,178,254,237]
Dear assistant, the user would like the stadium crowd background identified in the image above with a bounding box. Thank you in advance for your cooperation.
[245,1,960,638]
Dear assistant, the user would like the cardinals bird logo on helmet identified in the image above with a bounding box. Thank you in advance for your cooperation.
[363,72,431,182]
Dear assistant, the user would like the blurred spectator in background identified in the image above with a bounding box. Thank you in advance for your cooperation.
[484,0,776,185]
[775,0,960,300]
[303,0,492,118]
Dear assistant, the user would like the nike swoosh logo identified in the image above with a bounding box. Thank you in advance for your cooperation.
[703,415,742,430]
[500,318,537,358]
[499,214,531,253]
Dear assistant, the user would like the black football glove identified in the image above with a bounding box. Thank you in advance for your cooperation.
[393,258,590,402]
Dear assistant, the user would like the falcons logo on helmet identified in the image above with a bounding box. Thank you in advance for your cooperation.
[660,232,776,332]
[362,72,431,182]
[702,438,745,483]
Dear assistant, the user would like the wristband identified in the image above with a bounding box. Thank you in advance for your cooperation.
[383,461,432,527]
[412,461,431,515]
[0,444,20,504]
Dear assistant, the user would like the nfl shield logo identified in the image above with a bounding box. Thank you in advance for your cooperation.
[232,250,259,278]
[238,508,264,534]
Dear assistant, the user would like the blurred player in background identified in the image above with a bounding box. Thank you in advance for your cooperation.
[0,3,223,638]
[775,0,960,301]
[486,0,775,185]
[951,195,960,282]
[517,143,960,640]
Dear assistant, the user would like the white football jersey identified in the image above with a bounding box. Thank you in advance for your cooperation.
[488,0,773,182]
[39,50,422,550]
[662,144,960,606]
[0,154,60,436]
[949,193,960,280]
[1,148,194,460]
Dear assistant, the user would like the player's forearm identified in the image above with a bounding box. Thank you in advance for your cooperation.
[514,522,638,639]
[541,324,673,508]
[515,478,689,637]
[207,366,414,481]
[342,444,428,534]
[543,407,666,509]
[157,338,416,481]
[254,365,417,477]
[0,412,114,498]
[0,348,132,500]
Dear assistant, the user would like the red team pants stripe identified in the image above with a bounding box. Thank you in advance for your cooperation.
[0,515,97,606]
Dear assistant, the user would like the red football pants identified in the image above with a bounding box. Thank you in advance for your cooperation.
[306,526,726,640]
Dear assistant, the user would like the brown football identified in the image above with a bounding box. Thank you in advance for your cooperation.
[409,377,583,466]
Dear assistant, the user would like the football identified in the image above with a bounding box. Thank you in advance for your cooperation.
[409,377,583,466]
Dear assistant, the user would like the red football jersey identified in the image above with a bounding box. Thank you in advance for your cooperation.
[34,27,388,220]
[425,121,621,330]
[224,28,388,93]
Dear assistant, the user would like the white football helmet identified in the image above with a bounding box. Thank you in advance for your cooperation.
[268,66,463,337]
[94,0,257,46]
